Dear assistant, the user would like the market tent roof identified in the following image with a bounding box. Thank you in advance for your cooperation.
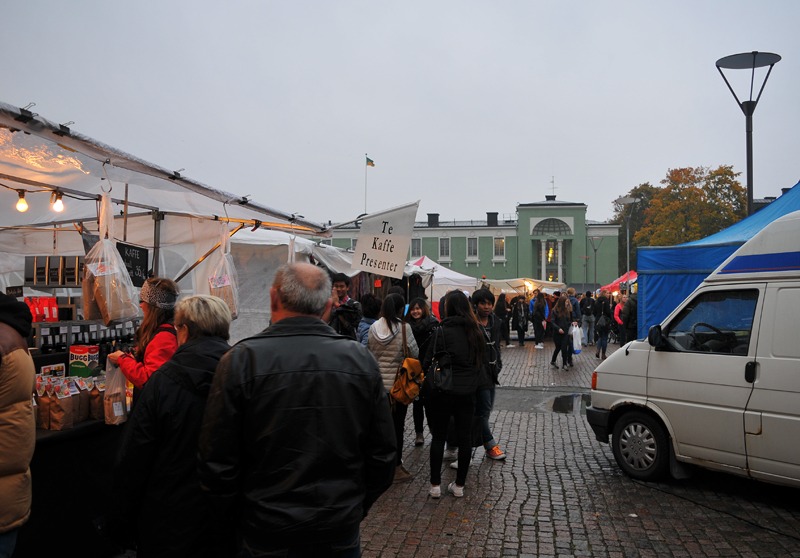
[481,277,565,296]
[0,101,327,235]
[409,256,478,300]
[599,270,637,294]
[637,180,800,338]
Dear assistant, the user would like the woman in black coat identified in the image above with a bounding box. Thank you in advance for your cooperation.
[510,296,529,347]
[493,293,512,347]
[594,289,613,360]
[112,295,235,558]
[549,294,572,370]
[422,291,484,498]
[405,297,439,446]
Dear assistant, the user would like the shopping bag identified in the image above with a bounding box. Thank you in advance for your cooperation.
[104,364,128,425]
[208,225,239,319]
[83,193,139,325]
[571,324,582,354]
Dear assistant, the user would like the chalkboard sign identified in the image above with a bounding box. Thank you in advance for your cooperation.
[5,285,23,298]
[116,242,149,287]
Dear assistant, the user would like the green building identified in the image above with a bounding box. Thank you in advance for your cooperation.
[328,195,620,290]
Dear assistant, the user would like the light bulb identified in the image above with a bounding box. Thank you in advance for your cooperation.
[52,193,64,212]
[15,191,28,212]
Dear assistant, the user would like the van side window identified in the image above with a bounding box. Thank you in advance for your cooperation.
[771,287,800,358]
[664,290,758,355]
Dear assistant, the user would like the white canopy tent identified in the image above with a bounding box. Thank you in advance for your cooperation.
[0,101,340,342]
[481,277,566,297]
[407,256,478,307]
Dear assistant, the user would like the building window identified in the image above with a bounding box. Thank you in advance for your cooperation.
[411,238,421,258]
[493,238,505,258]
[439,237,450,260]
[467,237,478,259]
[533,218,572,236]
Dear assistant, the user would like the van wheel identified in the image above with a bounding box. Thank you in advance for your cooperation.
[611,411,669,481]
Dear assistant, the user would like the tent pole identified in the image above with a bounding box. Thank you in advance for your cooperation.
[173,223,245,284]
[123,183,129,242]
[152,211,163,277]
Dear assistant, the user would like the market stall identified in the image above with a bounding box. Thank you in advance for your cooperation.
[0,100,331,557]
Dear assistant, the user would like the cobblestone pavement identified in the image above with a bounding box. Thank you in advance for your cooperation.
[361,340,800,557]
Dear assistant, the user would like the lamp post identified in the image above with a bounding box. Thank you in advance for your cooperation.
[588,236,603,286]
[615,196,640,279]
[716,51,781,216]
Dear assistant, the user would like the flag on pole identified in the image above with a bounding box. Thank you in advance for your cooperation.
[366,156,375,167]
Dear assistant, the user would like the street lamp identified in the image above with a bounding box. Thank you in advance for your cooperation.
[615,196,640,279]
[588,236,603,286]
[716,51,781,216]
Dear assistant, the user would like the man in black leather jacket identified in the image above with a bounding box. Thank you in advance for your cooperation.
[198,263,396,557]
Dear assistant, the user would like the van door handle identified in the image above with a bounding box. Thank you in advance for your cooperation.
[744,361,757,383]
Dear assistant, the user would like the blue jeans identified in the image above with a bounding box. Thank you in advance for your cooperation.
[582,314,595,345]
[238,525,360,557]
[475,386,496,449]
[0,529,18,558]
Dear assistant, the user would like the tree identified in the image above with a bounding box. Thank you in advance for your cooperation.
[634,165,745,248]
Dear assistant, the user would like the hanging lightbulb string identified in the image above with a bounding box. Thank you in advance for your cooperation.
[0,181,50,213]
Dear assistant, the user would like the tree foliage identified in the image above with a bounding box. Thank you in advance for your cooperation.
[635,165,745,247]
[612,165,745,274]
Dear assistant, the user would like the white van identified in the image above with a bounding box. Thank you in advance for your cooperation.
[587,211,800,487]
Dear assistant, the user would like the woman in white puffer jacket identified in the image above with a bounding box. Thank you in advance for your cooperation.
[368,293,418,482]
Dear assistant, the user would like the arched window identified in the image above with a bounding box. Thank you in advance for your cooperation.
[532,218,571,236]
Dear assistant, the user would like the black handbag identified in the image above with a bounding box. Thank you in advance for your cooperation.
[427,327,454,393]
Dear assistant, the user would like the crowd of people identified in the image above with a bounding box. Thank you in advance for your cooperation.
[0,262,640,558]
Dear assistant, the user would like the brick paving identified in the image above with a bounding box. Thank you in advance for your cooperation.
[361,340,800,557]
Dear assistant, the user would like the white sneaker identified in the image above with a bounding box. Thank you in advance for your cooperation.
[447,481,464,498]
[443,448,457,460]
[536,343,544,349]
[506,344,515,348]
[429,485,441,499]
[449,460,458,470]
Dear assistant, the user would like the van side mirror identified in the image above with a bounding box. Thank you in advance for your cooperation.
[648,325,665,348]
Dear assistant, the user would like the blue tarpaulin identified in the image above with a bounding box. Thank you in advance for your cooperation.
[636,180,800,338]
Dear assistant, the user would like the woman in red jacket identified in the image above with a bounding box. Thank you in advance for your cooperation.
[107,277,179,394]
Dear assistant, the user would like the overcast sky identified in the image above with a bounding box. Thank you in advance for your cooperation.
[3,1,799,226]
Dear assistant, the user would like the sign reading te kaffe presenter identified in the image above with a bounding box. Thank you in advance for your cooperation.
[351,201,419,280]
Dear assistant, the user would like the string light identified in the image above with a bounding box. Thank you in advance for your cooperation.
[15,190,28,212]
[50,190,65,212]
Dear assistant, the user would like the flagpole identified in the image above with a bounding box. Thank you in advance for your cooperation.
[364,153,368,215]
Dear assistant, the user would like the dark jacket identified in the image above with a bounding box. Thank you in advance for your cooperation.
[329,299,362,340]
[621,293,638,339]
[511,300,529,331]
[594,296,613,333]
[478,313,503,389]
[197,317,396,553]
[113,336,233,558]
[580,296,595,317]
[422,316,480,396]
[407,314,439,358]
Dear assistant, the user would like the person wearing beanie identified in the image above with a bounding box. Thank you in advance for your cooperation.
[0,293,36,558]
[107,277,180,395]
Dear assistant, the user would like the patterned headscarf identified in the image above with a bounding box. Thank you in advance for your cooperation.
[140,279,178,309]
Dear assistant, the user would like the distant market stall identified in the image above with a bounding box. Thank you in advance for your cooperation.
[480,277,566,297]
